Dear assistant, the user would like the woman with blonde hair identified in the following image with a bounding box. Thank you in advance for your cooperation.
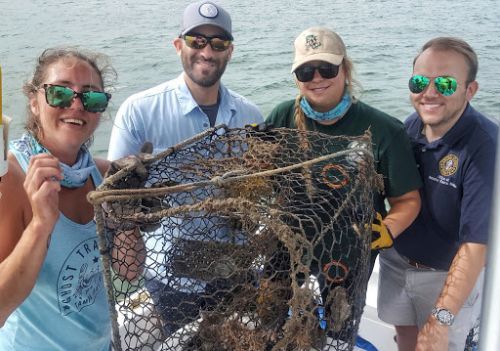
[267,27,422,270]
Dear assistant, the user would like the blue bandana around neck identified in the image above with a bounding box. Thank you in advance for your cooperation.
[10,133,97,188]
[300,91,352,123]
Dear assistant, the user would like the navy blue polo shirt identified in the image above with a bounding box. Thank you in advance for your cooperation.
[395,104,498,270]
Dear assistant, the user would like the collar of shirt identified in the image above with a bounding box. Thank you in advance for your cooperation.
[175,74,237,125]
[407,103,476,150]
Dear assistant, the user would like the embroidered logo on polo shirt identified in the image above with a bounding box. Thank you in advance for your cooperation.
[305,35,321,50]
[439,154,459,177]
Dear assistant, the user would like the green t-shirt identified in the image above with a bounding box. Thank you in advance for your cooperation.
[266,99,422,215]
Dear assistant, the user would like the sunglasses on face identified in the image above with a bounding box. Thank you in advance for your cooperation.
[294,63,340,82]
[408,75,458,96]
[181,34,232,52]
[40,84,111,113]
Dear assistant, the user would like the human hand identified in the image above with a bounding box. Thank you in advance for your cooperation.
[23,154,63,231]
[106,141,153,177]
[103,141,150,229]
[371,212,394,250]
[415,318,449,351]
[103,141,160,232]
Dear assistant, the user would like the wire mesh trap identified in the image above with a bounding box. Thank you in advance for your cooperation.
[88,125,381,351]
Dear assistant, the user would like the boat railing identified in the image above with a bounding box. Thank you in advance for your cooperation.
[478,127,500,350]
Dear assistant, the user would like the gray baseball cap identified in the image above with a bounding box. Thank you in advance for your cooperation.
[180,1,233,40]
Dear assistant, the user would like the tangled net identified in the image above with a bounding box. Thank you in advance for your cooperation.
[88,125,381,351]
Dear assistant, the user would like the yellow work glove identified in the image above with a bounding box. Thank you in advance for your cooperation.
[371,212,394,250]
[245,121,274,132]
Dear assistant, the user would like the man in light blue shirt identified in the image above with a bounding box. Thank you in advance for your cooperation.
[107,0,263,336]
[107,73,262,159]
[108,2,263,160]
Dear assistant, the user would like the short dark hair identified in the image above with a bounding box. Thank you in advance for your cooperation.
[413,37,478,84]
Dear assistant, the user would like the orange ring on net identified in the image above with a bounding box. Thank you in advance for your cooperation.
[323,259,350,283]
[321,164,349,189]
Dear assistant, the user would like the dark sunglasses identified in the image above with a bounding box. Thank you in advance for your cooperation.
[181,34,232,52]
[294,63,340,82]
[409,75,458,96]
[40,84,111,113]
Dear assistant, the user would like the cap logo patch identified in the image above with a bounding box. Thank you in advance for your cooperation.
[199,3,218,18]
[305,34,321,50]
[439,154,459,176]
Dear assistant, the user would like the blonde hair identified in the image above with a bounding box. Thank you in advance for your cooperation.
[294,56,360,131]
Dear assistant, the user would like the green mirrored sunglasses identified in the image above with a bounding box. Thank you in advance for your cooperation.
[41,84,111,113]
[408,75,458,96]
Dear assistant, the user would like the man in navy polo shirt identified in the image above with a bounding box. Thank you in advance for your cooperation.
[377,37,498,351]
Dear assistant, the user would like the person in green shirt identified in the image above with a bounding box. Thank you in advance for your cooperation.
[267,27,422,269]
[265,28,422,343]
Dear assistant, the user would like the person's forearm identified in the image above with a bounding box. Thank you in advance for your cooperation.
[0,220,52,327]
[384,189,421,237]
[111,228,145,282]
[434,242,486,315]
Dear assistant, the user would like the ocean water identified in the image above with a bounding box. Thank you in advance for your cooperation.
[1,0,499,156]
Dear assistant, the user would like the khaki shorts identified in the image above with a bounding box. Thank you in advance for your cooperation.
[377,247,483,351]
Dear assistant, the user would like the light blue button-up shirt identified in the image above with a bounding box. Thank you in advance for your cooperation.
[107,74,263,285]
[108,74,263,160]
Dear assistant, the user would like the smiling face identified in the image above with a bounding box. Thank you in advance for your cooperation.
[296,60,346,114]
[29,57,104,161]
[410,48,478,139]
[174,24,233,88]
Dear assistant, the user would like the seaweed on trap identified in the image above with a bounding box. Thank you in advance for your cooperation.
[88,125,381,351]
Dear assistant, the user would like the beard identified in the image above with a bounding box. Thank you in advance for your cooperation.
[181,51,229,88]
